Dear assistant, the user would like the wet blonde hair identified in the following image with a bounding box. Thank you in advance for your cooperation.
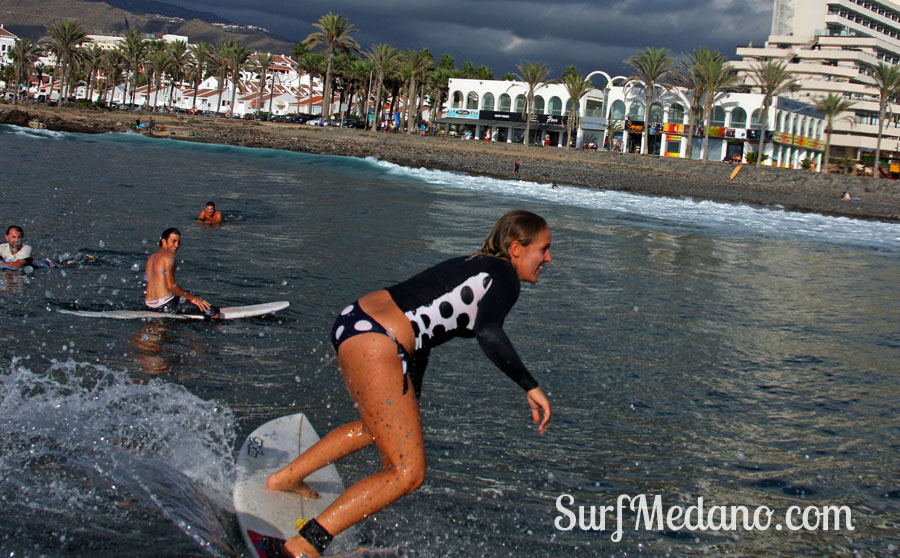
[474,210,548,262]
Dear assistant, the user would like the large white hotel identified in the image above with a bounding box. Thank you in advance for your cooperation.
[733,0,900,164]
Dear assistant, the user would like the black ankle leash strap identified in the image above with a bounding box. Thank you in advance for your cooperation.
[297,518,333,554]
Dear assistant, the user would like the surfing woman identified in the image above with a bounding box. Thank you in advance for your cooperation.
[267,210,553,557]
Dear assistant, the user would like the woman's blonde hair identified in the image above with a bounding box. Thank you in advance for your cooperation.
[474,210,547,262]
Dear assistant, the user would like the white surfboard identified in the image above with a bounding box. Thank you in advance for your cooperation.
[58,301,289,320]
[234,413,348,558]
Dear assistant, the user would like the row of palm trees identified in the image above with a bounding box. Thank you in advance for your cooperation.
[6,13,900,174]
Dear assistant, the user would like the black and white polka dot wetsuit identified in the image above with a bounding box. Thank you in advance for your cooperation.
[386,255,539,394]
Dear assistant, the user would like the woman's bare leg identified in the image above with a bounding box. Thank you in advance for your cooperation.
[284,333,425,557]
[267,420,375,498]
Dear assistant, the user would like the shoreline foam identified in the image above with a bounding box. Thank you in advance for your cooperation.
[2,105,898,223]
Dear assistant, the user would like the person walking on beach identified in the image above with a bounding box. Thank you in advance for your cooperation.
[514,158,521,178]
[267,210,554,557]
[144,227,219,318]
[1,225,33,270]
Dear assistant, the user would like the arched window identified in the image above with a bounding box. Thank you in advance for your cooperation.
[499,93,511,111]
[452,91,463,109]
[466,91,479,110]
[711,106,726,126]
[750,109,762,129]
[628,101,645,120]
[533,95,545,115]
[649,103,663,123]
[668,103,685,123]
[483,92,495,111]
[610,99,626,120]
[730,107,747,128]
[549,96,563,115]
[514,94,525,113]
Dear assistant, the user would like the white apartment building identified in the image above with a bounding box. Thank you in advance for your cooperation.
[444,77,825,169]
[732,0,900,166]
[0,24,17,67]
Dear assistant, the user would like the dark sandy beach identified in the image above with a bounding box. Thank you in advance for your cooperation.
[3,105,898,222]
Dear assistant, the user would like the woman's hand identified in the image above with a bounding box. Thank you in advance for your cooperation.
[526,387,551,434]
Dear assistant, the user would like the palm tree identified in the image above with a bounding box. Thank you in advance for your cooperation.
[298,51,326,115]
[813,93,856,173]
[166,40,189,109]
[226,43,252,114]
[561,72,593,148]
[99,48,124,105]
[43,19,88,109]
[747,60,799,167]
[697,49,741,163]
[673,48,708,160]
[624,46,675,155]
[304,12,360,120]
[146,49,172,109]
[118,29,147,108]
[253,52,273,116]
[366,43,401,130]
[82,43,104,104]
[869,62,900,178]
[402,49,432,134]
[188,41,212,111]
[209,40,234,114]
[514,61,553,145]
[8,39,42,105]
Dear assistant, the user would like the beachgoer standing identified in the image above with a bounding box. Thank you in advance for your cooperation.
[267,210,553,557]
[514,158,521,178]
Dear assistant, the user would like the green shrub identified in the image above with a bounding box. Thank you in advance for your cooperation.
[745,151,769,164]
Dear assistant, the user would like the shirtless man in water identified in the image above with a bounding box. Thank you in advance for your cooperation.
[145,227,219,317]
[197,201,223,224]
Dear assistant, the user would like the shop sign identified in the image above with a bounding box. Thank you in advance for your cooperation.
[479,110,523,122]
[530,114,567,126]
[581,117,607,130]
[445,108,479,119]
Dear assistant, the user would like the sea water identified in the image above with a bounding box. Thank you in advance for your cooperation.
[1,124,898,557]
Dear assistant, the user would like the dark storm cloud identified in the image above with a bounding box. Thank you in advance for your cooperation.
[160,0,773,77]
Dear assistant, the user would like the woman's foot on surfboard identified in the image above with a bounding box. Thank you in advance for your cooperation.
[284,534,320,557]
[265,474,319,499]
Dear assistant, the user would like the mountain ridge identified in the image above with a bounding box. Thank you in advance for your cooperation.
[0,0,296,55]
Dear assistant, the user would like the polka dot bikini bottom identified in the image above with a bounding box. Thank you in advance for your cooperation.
[331,301,412,393]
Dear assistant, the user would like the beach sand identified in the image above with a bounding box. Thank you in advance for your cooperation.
[3,105,898,222]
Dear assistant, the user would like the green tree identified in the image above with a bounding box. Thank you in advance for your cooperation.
[146,49,172,109]
[226,42,252,114]
[747,60,799,167]
[209,40,234,114]
[673,48,708,160]
[813,93,856,173]
[8,38,42,105]
[514,61,554,145]
[366,43,401,130]
[82,43,104,104]
[253,52,273,116]
[166,40,189,108]
[624,46,675,155]
[697,49,740,163]
[43,19,88,109]
[118,29,147,107]
[99,48,124,105]
[401,49,432,133]
[304,12,360,119]
[869,62,900,178]
[561,72,593,148]
[298,51,326,115]
[187,41,212,111]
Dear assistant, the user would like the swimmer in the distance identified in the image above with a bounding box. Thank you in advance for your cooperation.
[197,201,223,224]
[267,210,553,557]
[144,227,220,318]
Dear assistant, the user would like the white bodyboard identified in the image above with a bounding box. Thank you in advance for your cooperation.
[59,300,289,320]
[234,413,347,558]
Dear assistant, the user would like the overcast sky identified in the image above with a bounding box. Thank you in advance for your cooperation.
[161,0,774,80]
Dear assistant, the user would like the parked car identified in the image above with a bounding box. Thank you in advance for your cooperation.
[306,117,331,126]
[270,115,291,123]
[242,113,256,120]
